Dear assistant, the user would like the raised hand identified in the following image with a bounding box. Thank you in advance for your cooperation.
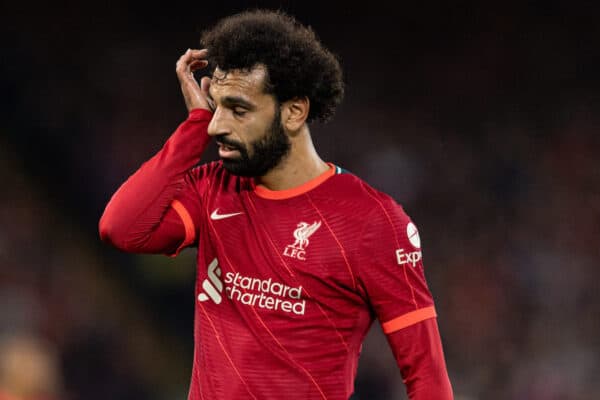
[175,49,212,112]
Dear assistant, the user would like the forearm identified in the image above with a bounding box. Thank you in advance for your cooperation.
[99,108,212,252]
[387,318,453,400]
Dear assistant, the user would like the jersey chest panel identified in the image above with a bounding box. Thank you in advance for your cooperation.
[195,190,368,349]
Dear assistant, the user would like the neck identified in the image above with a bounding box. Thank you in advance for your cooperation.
[257,125,329,191]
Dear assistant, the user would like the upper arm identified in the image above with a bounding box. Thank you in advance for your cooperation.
[162,168,207,256]
[160,162,218,256]
[356,197,435,333]
[99,165,210,256]
[142,204,189,256]
[355,195,452,398]
[103,184,200,257]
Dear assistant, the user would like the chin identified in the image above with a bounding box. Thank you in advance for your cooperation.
[221,159,254,177]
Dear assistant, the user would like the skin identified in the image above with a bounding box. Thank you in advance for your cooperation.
[175,48,329,190]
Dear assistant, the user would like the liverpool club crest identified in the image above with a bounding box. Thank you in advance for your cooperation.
[283,221,322,261]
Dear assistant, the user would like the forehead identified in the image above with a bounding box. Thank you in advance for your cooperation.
[209,66,270,101]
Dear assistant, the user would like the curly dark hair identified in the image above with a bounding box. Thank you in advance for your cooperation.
[200,9,344,123]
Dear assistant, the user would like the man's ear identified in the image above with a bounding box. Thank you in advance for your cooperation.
[281,97,310,133]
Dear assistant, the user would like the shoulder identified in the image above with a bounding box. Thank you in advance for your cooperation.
[327,167,410,220]
[324,168,417,247]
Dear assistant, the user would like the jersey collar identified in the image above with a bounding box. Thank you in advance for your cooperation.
[254,163,337,200]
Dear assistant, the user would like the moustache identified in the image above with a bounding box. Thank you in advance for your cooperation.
[215,137,244,151]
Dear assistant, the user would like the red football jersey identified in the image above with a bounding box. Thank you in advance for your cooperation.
[170,161,436,400]
[98,109,449,399]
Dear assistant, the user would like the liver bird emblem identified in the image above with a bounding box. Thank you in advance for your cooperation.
[291,221,322,250]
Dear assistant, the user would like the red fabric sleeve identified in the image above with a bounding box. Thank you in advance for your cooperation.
[98,108,212,255]
[354,192,452,399]
[355,194,434,326]
[386,318,453,400]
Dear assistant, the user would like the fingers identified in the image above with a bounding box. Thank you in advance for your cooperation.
[190,59,209,73]
[189,48,208,57]
[175,48,209,77]
[175,49,213,112]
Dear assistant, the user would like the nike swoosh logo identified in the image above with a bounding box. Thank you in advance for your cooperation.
[210,208,244,220]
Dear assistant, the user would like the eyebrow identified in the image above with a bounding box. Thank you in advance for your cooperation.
[222,96,256,110]
[207,91,257,111]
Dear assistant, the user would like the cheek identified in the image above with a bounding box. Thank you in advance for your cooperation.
[243,119,272,145]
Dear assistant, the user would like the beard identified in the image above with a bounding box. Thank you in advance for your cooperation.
[217,107,291,177]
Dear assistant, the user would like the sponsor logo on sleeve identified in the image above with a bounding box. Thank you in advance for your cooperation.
[396,248,422,267]
[396,222,422,267]
[406,222,421,248]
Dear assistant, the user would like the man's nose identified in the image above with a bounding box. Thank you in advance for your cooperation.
[207,108,228,137]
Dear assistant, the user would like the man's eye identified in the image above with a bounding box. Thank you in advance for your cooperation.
[233,107,247,116]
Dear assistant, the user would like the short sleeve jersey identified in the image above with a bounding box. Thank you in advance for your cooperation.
[170,161,436,400]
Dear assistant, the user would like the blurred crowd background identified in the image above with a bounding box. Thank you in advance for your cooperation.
[1,1,599,399]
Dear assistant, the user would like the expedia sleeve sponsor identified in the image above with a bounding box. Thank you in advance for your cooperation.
[395,248,423,267]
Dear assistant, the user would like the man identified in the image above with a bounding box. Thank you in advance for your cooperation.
[99,9,453,400]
